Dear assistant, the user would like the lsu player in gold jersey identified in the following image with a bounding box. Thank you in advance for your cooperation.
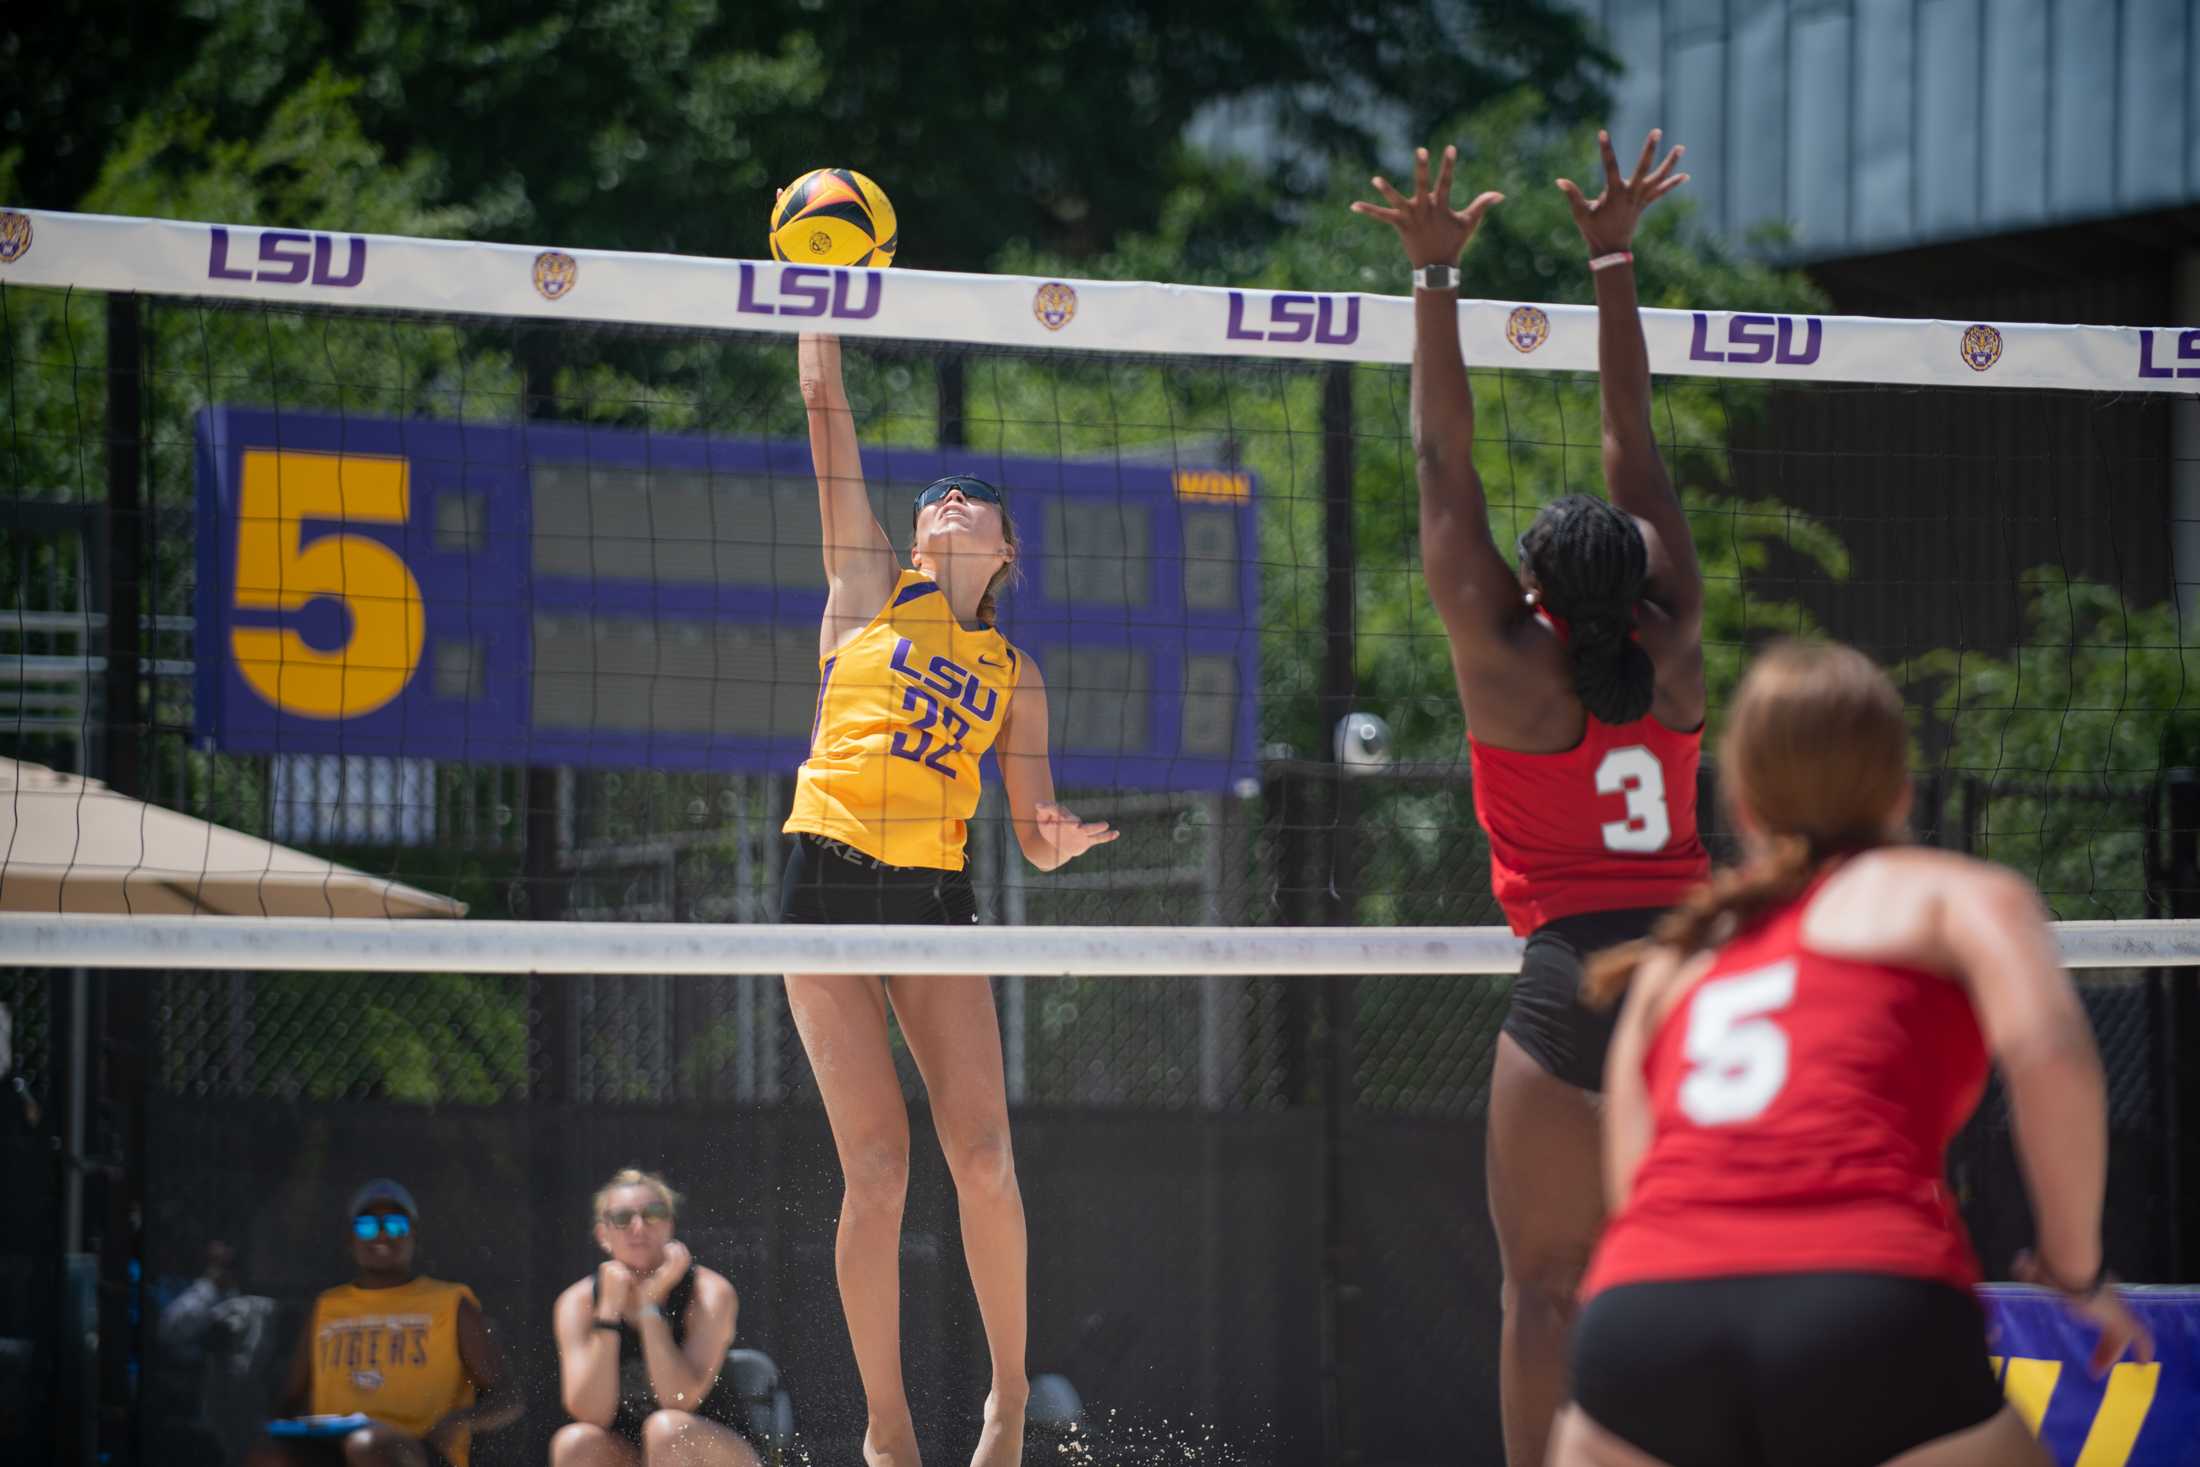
[783,333,1116,1467]
[246,1180,515,1467]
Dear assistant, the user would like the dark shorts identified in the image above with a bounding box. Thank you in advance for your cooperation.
[1501,906,1664,1091]
[779,832,979,925]
[1572,1273,2006,1467]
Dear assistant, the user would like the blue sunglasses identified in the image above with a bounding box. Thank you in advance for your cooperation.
[911,476,1004,524]
[353,1212,413,1241]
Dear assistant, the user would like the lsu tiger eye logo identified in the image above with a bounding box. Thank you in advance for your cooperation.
[1505,305,1550,354]
[532,251,578,301]
[1033,282,1078,332]
[0,211,33,266]
[1960,323,2003,373]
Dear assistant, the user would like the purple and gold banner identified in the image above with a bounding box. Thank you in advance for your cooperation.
[1982,1286,2200,1466]
[5,205,2198,392]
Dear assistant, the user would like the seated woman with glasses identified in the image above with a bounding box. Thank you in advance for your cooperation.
[247,1179,516,1467]
[551,1168,761,1467]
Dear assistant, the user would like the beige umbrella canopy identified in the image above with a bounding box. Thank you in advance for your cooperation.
[0,758,467,918]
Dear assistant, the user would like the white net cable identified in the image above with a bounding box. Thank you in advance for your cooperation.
[6,914,2199,973]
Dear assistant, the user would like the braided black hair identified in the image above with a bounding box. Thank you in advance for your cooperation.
[1518,495,1655,724]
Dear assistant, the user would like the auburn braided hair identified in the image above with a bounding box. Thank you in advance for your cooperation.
[1585,640,1911,1006]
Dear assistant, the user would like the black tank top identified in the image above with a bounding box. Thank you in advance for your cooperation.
[590,1263,744,1439]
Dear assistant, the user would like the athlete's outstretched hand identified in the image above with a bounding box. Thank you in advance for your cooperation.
[1555,128,1689,258]
[2013,1250,2156,1375]
[1035,800,1118,865]
[1349,145,1504,270]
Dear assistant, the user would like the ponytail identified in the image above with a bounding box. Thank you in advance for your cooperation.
[1591,639,1918,1007]
[1567,604,1656,725]
[1518,497,1655,724]
[1585,836,1818,1008]
[975,563,1013,627]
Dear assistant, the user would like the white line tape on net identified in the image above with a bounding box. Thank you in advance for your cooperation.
[3,915,2197,974]
[2,207,2194,393]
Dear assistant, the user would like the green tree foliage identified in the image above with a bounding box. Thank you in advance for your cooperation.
[5,77,537,1106]
[8,0,1612,268]
[1914,573,2200,919]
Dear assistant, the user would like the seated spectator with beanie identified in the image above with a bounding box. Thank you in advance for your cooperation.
[552,1168,760,1467]
[247,1179,517,1467]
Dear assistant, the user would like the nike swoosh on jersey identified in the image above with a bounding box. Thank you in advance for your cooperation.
[977,655,1007,668]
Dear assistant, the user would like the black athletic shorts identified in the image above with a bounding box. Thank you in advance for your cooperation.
[779,831,979,925]
[1501,905,1664,1091]
[1572,1273,2006,1467]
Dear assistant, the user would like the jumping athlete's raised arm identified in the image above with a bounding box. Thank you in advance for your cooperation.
[1351,148,1519,681]
[1556,130,1700,633]
[799,333,900,657]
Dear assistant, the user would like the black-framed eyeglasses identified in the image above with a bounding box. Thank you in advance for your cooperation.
[353,1212,412,1240]
[602,1202,673,1228]
[912,476,1004,522]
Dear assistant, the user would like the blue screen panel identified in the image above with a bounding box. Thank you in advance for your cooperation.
[194,408,1260,790]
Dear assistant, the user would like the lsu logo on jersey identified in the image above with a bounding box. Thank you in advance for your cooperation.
[886,637,1002,780]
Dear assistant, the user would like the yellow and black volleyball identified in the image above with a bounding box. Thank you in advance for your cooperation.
[768,168,898,268]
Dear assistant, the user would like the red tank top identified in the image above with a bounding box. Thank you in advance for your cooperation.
[1468,712,1709,936]
[1580,886,1990,1299]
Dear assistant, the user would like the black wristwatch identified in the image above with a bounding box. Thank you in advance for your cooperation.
[1413,263,1459,292]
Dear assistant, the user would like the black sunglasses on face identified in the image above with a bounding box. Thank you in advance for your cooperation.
[912,477,1004,522]
[602,1202,673,1228]
[353,1212,412,1240]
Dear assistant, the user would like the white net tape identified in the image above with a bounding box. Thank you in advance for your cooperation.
[5,914,2198,974]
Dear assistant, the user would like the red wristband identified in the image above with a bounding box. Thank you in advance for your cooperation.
[1589,251,1634,272]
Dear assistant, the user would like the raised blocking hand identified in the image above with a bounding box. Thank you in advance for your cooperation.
[1349,144,1504,272]
[1555,129,1689,258]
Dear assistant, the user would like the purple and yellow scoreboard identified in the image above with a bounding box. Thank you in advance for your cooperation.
[194,407,1260,789]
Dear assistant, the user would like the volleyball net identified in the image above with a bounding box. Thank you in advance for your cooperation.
[4,206,2200,1463]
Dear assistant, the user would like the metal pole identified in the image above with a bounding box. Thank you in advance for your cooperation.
[102,295,143,800]
[1315,362,1361,1465]
[2164,771,2200,1280]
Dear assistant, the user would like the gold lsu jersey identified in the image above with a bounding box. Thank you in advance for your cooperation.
[786,570,1024,870]
[307,1277,478,1464]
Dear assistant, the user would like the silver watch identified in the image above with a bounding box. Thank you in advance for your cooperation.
[1414,263,1460,292]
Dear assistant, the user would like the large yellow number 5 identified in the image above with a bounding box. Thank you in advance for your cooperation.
[230,449,424,719]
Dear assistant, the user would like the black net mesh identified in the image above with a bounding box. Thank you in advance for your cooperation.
[2,280,2195,1466]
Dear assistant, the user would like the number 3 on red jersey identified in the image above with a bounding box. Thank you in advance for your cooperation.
[1596,745,1671,852]
[1678,960,1798,1126]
